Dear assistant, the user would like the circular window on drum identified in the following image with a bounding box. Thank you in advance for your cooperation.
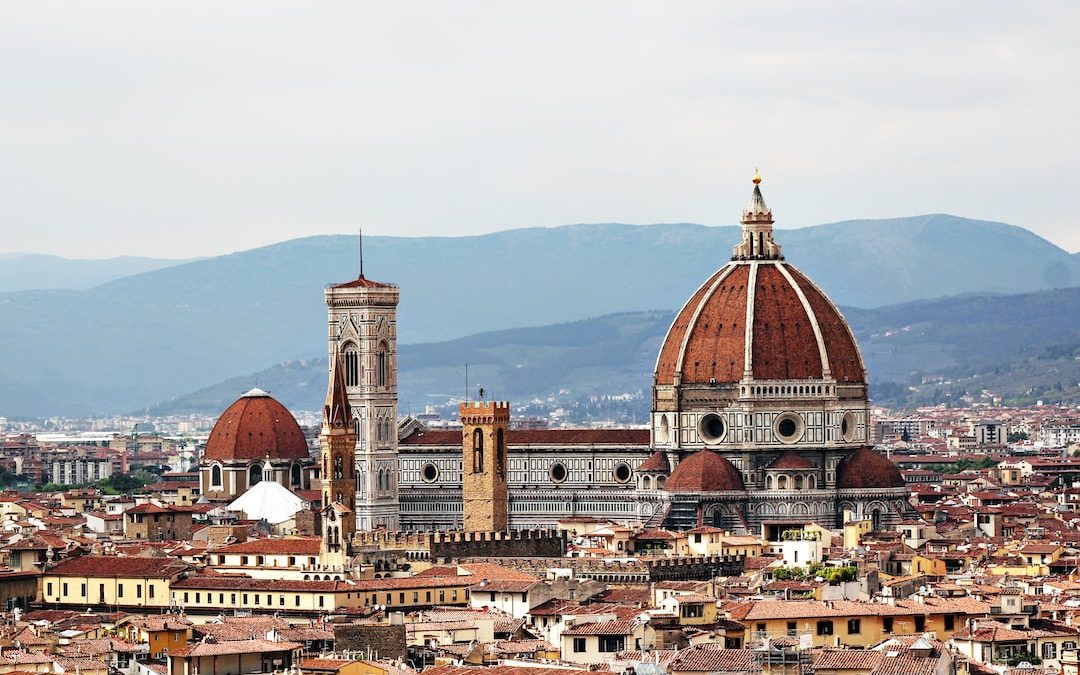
[774,413,805,444]
[613,462,632,484]
[421,463,439,483]
[698,413,727,444]
[549,462,568,484]
[841,411,858,443]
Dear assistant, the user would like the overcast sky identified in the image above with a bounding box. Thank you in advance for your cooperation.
[2,2,1078,259]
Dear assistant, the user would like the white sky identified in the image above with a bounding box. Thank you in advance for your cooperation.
[2,2,1078,258]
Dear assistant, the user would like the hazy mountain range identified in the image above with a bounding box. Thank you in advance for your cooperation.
[0,253,189,292]
[2,214,1080,417]
[152,286,1080,416]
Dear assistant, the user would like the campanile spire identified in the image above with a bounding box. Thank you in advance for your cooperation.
[732,170,783,260]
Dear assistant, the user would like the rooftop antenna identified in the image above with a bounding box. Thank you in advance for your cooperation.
[359,226,364,278]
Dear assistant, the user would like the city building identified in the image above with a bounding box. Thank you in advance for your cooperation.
[393,174,909,532]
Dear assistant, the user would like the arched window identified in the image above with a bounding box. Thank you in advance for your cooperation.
[777,475,788,490]
[354,419,361,438]
[210,464,222,489]
[496,428,506,475]
[766,475,773,490]
[376,342,388,387]
[808,475,816,489]
[291,463,302,486]
[334,456,344,479]
[472,428,485,473]
[343,342,360,387]
[794,475,804,490]
[249,464,262,486]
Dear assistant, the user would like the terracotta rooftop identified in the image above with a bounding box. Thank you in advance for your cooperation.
[170,638,302,657]
[46,556,191,578]
[836,447,906,489]
[666,451,745,493]
[401,428,649,446]
[210,537,321,556]
[655,260,865,386]
[331,275,393,289]
[637,451,670,473]
[203,389,309,462]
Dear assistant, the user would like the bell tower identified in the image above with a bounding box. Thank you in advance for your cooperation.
[321,354,356,561]
[325,272,401,532]
[460,401,510,532]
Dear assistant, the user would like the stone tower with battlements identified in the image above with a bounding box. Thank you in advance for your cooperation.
[320,353,356,562]
[460,401,510,532]
[325,274,400,531]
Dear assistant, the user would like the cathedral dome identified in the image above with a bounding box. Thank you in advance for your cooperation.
[654,175,864,388]
[203,388,310,462]
[666,451,745,492]
[835,447,905,489]
[655,262,864,386]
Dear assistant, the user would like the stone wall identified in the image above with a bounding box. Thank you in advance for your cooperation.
[429,529,565,562]
[332,623,406,660]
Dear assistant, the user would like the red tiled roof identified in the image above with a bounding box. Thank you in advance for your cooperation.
[302,658,354,672]
[331,275,393,289]
[210,537,321,555]
[427,666,589,675]
[655,262,865,386]
[787,265,864,383]
[669,647,757,673]
[174,573,469,593]
[666,451,745,492]
[46,556,191,578]
[401,429,649,446]
[657,264,748,385]
[767,450,816,470]
[637,451,670,473]
[562,619,637,636]
[203,391,309,462]
[837,447,906,489]
[125,503,187,514]
[170,638,301,657]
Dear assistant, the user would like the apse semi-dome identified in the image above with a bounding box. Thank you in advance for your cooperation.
[836,447,906,489]
[203,388,310,462]
[665,450,745,492]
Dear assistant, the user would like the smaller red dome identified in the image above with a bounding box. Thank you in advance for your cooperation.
[638,451,671,473]
[666,451,745,492]
[204,388,310,463]
[767,450,816,470]
[836,447,905,489]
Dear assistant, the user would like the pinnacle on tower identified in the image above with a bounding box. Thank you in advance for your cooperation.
[324,353,352,428]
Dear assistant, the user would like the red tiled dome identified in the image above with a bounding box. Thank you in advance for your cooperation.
[637,451,671,473]
[666,451,745,492]
[836,447,905,489]
[767,450,816,470]
[654,262,864,386]
[203,388,309,462]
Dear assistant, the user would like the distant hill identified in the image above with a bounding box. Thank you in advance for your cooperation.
[150,311,672,417]
[3,215,1080,417]
[155,286,1080,416]
[0,253,189,291]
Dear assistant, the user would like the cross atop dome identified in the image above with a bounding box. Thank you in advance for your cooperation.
[732,169,783,261]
